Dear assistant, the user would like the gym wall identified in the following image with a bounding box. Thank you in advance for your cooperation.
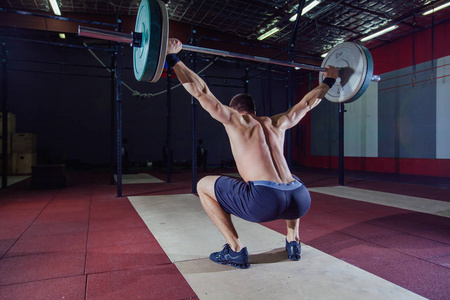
[1,27,289,168]
[293,19,450,177]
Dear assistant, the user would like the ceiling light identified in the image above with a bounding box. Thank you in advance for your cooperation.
[289,0,321,21]
[257,27,280,41]
[360,25,398,42]
[422,2,450,15]
[49,0,61,16]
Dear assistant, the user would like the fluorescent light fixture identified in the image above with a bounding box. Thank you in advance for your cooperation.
[290,0,321,21]
[360,25,398,42]
[257,27,280,40]
[59,33,66,39]
[49,0,61,16]
[422,2,450,15]
[321,52,328,58]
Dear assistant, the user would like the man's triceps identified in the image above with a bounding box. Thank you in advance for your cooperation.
[276,102,308,129]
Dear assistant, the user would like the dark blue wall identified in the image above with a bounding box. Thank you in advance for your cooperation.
[2,29,289,167]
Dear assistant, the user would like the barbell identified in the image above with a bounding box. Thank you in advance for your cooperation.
[78,0,381,104]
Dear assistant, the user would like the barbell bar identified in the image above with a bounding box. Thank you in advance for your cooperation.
[78,0,381,103]
[78,25,380,79]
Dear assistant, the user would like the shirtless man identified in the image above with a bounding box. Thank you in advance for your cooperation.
[166,38,339,269]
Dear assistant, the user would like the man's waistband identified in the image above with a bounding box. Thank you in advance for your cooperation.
[251,179,302,191]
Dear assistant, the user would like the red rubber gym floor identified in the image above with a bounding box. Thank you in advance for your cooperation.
[0,168,449,299]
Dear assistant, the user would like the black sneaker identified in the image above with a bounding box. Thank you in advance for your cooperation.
[285,239,301,261]
[209,244,250,269]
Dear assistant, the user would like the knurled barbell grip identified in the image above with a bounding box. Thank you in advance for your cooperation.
[181,44,325,72]
[181,45,381,82]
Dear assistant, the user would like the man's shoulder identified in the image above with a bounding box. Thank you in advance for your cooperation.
[247,114,270,122]
[247,115,275,128]
[256,115,279,128]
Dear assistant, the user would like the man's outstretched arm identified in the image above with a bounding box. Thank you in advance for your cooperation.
[271,66,339,130]
[167,38,235,125]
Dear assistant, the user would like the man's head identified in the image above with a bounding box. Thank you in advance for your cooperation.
[229,94,256,114]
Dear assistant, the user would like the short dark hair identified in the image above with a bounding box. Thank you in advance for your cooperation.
[229,94,255,113]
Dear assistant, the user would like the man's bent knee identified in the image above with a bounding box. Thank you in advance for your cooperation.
[197,175,220,196]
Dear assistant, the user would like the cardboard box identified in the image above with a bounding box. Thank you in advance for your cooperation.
[12,153,37,174]
[0,134,12,154]
[0,113,16,134]
[12,133,37,153]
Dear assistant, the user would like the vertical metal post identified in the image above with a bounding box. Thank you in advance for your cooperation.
[291,0,305,42]
[166,67,172,183]
[110,52,116,185]
[244,67,249,94]
[431,9,435,82]
[191,28,198,193]
[412,13,416,86]
[285,0,304,168]
[116,20,123,197]
[286,42,296,167]
[286,68,293,167]
[1,42,7,189]
[338,103,345,185]
[268,67,272,116]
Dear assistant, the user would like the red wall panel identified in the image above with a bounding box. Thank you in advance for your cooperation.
[372,20,450,74]
[292,20,450,178]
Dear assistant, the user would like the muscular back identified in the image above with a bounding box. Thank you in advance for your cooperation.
[224,113,294,183]
[170,57,334,181]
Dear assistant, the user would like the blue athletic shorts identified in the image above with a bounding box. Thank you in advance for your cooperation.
[214,175,311,223]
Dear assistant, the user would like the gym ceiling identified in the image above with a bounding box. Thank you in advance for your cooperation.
[1,0,449,56]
